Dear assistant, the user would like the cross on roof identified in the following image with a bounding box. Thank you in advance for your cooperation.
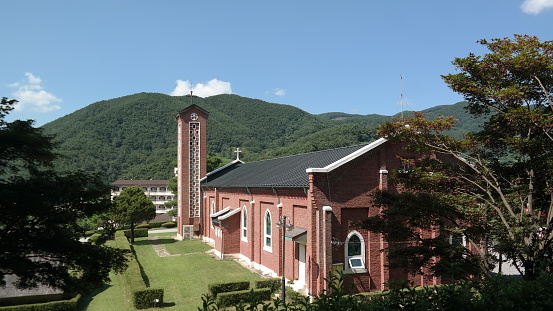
[234,147,242,161]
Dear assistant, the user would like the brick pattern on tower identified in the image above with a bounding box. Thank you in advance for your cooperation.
[175,103,208,239]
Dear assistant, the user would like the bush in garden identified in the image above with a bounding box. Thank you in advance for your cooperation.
[208,281,250,298]
[161,221,177,228]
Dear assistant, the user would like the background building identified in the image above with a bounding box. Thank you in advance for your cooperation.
[111,180,175,222]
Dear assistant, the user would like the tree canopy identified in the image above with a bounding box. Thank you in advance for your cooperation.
[111,186,156,243]
[353,35,553,280]
[0,97,129,290]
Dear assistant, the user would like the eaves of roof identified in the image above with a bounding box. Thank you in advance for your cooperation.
[175,104,210,118]
[306,138,387,173]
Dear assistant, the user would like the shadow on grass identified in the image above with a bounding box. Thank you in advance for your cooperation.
[163,302,176,307]
[76,283,112,311]
[132,238,177,246]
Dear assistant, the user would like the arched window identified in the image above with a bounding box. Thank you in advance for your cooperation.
[151,187,157,192]
[264,210,272,251]
[241,206,248,242]
[345,231,366,273]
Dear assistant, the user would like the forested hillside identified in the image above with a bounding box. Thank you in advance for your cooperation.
[41,93,484,182]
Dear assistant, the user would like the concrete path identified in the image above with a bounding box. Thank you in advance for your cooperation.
[149,228,177,234]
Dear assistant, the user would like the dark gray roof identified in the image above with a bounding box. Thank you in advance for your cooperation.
[202,144,370,188]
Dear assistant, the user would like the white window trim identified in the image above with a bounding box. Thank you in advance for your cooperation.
[263,210,272,253]
[210,201,215,229]
[449,233,467,247]
[344,231,367,274]
[241,206,248,243]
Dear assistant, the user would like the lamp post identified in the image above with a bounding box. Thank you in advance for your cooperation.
[276,215,294,303]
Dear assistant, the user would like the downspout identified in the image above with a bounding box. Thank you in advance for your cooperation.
[247,187,255,265]
[322,205,333,292]
[246,187,253,202]
[273,187,283,278]
[272,187,281,205]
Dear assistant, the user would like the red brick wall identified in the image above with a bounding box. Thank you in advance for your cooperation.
[199,141,442,295]
[222,214,241,254]
[176,106,208,237]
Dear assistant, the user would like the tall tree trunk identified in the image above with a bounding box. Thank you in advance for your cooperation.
[130,222,135,244]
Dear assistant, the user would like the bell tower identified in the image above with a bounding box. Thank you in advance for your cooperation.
[175,94,208,239]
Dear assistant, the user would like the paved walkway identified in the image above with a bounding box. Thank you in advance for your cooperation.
[149,228,178,234]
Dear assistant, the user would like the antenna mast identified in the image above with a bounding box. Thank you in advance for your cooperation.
[398,75,407,122]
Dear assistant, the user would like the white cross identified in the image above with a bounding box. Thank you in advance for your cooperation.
[234,147,242,161]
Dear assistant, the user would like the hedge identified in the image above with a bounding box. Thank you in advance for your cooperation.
[136,224,150,229]
[161,221,177,228]
[133,288,164,309]
[255,278,281,294]
[114,231,164,309]
[217,288,272,307]
[208,281,250,298]
[0,294,80,311]
[123,228,148,239]
[146,222,164,229]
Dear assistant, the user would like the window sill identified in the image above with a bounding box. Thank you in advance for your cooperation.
[343,268,368,274]
[263,246,273,253]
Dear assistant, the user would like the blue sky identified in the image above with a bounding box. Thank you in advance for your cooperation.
[2,0,552,126]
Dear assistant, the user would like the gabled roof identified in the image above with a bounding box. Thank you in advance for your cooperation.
[202,138,387,188]
[175,103,209,118]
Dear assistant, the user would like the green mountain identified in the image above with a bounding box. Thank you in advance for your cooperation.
[41,93,483,183]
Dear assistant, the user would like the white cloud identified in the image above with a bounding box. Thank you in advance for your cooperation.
[9,73,62,112]
[170,79,232,97]
[521,0,553,14]
[274,88,286,96]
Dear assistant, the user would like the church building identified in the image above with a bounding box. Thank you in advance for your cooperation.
[175,104,440,296]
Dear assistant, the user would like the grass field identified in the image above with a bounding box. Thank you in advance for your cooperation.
[78,231,262,311]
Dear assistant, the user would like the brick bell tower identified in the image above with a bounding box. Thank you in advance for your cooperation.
[175,94,208,240]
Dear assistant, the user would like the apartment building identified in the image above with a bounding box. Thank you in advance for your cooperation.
[111,180,175,214]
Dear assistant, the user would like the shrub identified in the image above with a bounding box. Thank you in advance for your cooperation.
[208,281,250,298]
[217,288,272,308]
[133,288,164,309]
[161,221,177,228]
[0,294,80,311]
[88,233,102,244]
[136,224,150,229]
[84,230,96,237]
[123,228,148,239]
[88,233,108,245]
[255,278,281,294]
[148,222,164,228]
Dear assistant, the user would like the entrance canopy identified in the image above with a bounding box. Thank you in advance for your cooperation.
[285,227,307,242]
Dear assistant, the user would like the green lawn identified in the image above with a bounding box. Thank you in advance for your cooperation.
[78,232,261,311]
